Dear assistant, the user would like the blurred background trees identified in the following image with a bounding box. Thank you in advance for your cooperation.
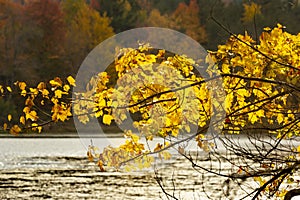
[62,0,114,74]
[1,0,300,85]
[1,0,300,131]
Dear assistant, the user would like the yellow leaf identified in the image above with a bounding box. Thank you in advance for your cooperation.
[196,134,205,140]
[7,114,12,122]
[98,98,106,107]
[248,112,258,124]
[37,126,42,133]
[25,98,34,107]
[103,114,113,125]
[49,77,62,87]
[146,135,153,140]
[277,132,282,139]
[154,143,162,152]
[67,76,76,86]
[256,109,264,118]
[42,89,49,97]
[184,125,191,133]
[21,90,27,96]
[87,150,94,162]
[37,82,46,90]
[78,115,89,124]
[54,90,65,98]
[20,116,25,125]
[95,110,103,118]
[145,54,156,63]
[238,88,250,98]
[10,125,21,135]
[63,84,70,92]
[97,160,105,172]
[171,129,179,137]
[23,106,30,114]
[6,86,12,92]
[254,176,262,182]
[18,82,27,90]
[222,63,231,73]
[31,123,39,131]
[29,88,38,96]
[26,110,38,121]
[277,113,284,124]
[130,133,140,143]
[297,145,300,153]
[3,123,7,131]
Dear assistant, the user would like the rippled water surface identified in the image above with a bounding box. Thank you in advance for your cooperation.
[0,137,299,200]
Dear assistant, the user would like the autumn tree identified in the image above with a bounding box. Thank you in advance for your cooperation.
[143,9,174,28]
[241,2,262,24]
[171,0,207,43]
[62,0,114,72]
[0,0,24,84]
[141,0,183,14]
[0,0,25,126]
[0,0,68,83]
[92,0,144,33]
[143,0,207,44]
[22,0,66,81]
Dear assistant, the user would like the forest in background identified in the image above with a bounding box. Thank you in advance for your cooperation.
[1,0,300,132]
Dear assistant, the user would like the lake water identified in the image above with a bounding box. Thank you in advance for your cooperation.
[0,136,299,199]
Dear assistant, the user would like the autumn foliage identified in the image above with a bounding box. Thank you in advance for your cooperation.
[212,24,300,136]
[144,0,207,43]
[0,1,300,198]
[1,25,299,197]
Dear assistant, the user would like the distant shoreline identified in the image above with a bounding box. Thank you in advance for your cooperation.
[0,132,123,138]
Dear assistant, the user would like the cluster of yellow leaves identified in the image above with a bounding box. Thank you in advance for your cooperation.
[0,85,13,94]
[114,45,210,138]
[120,130,145,155]
[49,76,73,122]
[210,24,300,135]
[207,27,300,198]
[73,72,114,124]
[87,132,154,172]
[78,44,214,171]
[1,76,75,134]
[76,44,211,143]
